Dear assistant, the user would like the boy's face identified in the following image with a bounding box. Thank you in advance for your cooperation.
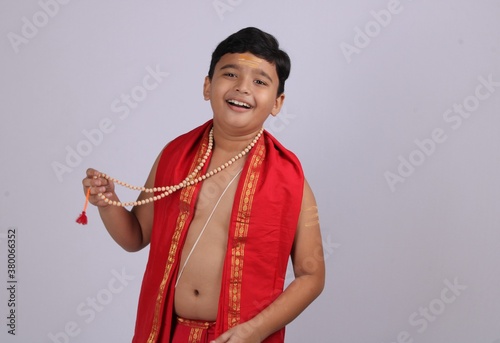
[203,52,284,134]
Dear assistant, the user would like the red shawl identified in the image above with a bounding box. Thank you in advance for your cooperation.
[132,120,304,342]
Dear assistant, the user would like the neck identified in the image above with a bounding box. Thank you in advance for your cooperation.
[212,125,263,155]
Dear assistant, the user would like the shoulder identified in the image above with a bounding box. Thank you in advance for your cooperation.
[158,120,212,162]
[263,130,304,175]
[299,178,317,214]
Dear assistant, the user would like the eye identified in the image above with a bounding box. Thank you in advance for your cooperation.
[254,79,267,86]
[224,72,236,78]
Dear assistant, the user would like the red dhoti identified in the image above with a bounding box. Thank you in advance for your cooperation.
[171,317,216,343]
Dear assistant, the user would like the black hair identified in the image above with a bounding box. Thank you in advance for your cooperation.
[208,27,291,96]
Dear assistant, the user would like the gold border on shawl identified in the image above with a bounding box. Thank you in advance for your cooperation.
[227,142,266,328]
[188,327,203,343]
[147,133,209,343]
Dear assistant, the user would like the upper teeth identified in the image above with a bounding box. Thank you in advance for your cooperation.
[228,99,251,108]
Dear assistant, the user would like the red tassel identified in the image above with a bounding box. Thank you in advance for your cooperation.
[76,211,88,225]
[76,188,91,225]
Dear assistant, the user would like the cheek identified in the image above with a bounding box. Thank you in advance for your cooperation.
[260,94,278,110]
[212,81,231,97]
[208,86,223,101]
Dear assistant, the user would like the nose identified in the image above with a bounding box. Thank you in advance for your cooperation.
[235,76,251,94]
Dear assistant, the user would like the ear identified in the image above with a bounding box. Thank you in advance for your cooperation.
[203,76,211,101]
[270,93,285,116]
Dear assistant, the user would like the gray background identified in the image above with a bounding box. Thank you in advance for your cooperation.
[0,0,499,342]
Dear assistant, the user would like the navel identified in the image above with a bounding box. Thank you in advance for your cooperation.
[194,289,200,296]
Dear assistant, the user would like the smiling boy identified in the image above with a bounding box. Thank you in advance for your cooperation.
[82,27,325,343]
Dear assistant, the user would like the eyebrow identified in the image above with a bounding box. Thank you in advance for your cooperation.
[219,64,274,83]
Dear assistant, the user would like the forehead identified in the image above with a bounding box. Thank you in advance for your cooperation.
[217,53,277,76]
[237,53,263,68]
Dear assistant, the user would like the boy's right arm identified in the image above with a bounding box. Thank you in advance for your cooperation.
[82,153,161,252]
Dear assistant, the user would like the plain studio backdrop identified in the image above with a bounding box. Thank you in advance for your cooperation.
[0,1,499,342]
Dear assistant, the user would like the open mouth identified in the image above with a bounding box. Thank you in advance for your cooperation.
[226,99,252,109]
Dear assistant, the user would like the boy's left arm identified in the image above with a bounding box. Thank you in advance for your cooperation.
[212,179,326,343]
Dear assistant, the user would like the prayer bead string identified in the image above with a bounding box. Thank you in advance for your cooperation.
[97,127,263,207]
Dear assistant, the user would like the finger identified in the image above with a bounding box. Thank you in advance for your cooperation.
[82,178,100,187]
[93,179,113,193]
[84,174,110,188]
[83,168,100,187]
[211,332,231,343]
[86,168,100,177]
[89,185,107,195]
[82,177,91,187]
[90,191,113,207]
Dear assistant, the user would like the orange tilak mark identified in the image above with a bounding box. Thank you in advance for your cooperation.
[238,54,262,68]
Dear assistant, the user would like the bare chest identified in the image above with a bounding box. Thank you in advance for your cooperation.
[178,167,243,277]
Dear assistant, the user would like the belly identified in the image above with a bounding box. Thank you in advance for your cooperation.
[174,221,228,321]
[174,166,241,320]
